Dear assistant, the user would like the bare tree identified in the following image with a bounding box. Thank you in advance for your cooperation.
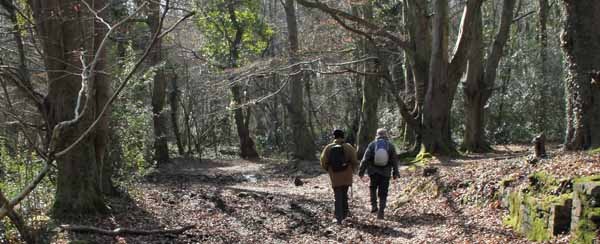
[148,0,170,165]
[284,0,316,160]
[462,0,516,152]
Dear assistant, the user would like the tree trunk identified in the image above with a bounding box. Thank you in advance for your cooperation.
[535,0,549,133]
[28,0,107,214]
[463,0,515,152]
[169,74,185,156]
[422,0,453,155]
[227,2,259,159]
[562,0,600,150]
[463,5,486,152]
[284,0,316,160]
[356,4,381,158]
[148,1,170,165]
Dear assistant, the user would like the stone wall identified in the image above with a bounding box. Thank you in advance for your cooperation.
[501,172,600,243]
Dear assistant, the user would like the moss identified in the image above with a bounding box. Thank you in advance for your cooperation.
[499,176,516,188]
[504,190,572,242]
[528,171,559,194]
[528,213,550,241]
[588,147,600,155]
[544,193,573,207]
[524,196,551,241]
[571,190,600,244]
[504,191,523,229]
[572,206,600,244]
[410,144,432,165]
[572,219,597,244]
[573,175,600,184]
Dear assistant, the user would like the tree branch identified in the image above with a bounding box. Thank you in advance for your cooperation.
[60,224,196,236]
[295,0,409,49]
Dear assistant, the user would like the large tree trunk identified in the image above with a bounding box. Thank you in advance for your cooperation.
[284,0,316,160]
[148,1,170,165]
[422,0,453,155]
[28,0,108,214]
[355,4,381,158]
[463,6,486,152]
[463,0,515,152]
[562,0,600,150]
[95,1,114,196]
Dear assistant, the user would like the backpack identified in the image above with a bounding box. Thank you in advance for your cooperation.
[373,139,389,167]
[329,144,348,172]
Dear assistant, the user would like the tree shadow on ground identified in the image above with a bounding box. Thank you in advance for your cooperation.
[46,192,197,243]
[345,219,414,239]
[386,212,447,228]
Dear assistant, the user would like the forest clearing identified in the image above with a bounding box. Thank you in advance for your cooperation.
[1,0,600,243]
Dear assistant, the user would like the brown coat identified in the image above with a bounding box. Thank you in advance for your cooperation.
[320,139,359,187]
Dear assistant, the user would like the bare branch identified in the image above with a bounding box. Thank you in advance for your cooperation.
[53,11,195,158]
[60,224,196,236]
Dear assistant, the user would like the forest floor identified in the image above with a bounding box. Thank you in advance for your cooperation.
[49,145,600,244]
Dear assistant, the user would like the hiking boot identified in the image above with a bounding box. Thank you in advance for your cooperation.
[370,207,378,213]
[377,211,384,220]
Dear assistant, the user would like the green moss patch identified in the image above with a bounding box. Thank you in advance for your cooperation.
[503,171,577,242]
[588,147,600,155]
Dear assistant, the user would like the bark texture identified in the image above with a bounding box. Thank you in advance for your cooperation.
[28,0,109,214]
[355,4,381,158]
[284,0,316,160]
[227,2,259,159]
[422,0,452,155]
[148,1,170,165]
[562,0,600,150]
[463,0,515,152]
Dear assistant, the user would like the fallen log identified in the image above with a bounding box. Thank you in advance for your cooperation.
[59,224,195,236]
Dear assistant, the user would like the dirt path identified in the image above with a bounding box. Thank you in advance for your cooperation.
[54,149,556,244]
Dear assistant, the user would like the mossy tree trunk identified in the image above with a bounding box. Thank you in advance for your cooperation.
[562,0,600,150]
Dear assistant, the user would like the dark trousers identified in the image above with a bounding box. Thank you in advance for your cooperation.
[333,185,350,222]
[369,174,390,213]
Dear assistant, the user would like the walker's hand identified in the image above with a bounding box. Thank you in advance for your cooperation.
[361,176,369,183]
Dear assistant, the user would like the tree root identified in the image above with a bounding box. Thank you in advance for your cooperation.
[59,224,195,236]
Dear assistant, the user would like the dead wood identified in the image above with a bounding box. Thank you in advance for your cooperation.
[59,224,196,236]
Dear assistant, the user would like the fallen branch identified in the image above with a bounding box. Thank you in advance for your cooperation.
[59,224,196,236]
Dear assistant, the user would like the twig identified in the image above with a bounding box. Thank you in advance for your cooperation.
[53,11,195,158]
[60,224,196,236]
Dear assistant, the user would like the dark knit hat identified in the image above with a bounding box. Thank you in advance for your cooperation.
[333,129,345,139]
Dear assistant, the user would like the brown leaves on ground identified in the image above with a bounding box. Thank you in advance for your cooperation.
[52,145,599,243]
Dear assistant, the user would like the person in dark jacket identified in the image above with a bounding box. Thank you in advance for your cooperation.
[320,129,359,225]
[358,128,400,220]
